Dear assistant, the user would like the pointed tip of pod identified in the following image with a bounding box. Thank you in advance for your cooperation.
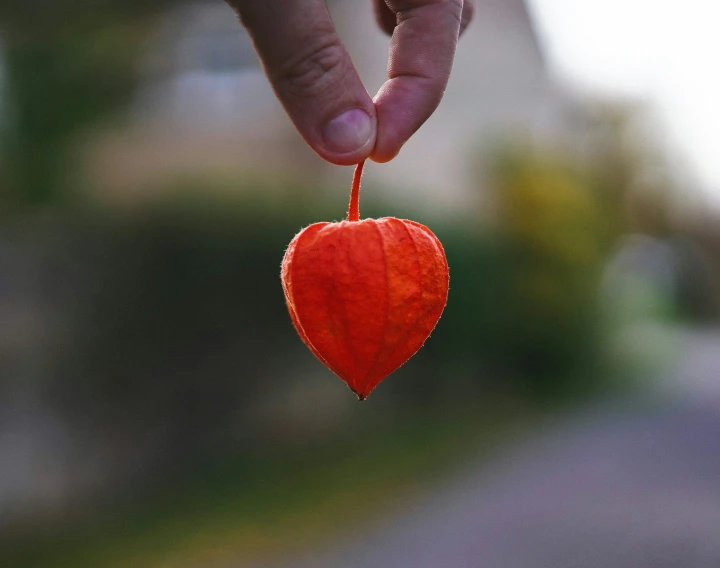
[351,387,368,401]
[283,215,449,403]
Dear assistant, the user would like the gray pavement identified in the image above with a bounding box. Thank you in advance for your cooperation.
[269,326,720,568]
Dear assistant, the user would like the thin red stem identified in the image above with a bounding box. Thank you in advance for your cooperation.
[347,161,365,222]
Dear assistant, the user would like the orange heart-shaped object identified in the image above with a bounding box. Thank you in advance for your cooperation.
[281,164,449,399]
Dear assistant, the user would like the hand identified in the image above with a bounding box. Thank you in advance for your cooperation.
[227,0,473,165]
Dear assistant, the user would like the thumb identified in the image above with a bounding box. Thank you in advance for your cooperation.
[231,0,377,166]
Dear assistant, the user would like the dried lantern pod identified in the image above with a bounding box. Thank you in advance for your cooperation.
[281,162,449,400]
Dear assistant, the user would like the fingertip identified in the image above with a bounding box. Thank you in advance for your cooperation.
[322,109,374,156]
[368,0,464,163]
[316,108,377,166]
[234,0,378,166]
[369,78,436,163]
[368,117,404,163]
[369,142,402,164]
[460,0,474,34]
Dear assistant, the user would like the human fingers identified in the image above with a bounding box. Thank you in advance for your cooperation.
[370,0,466,163]
[230,0,376,165]
[373,0,474,36]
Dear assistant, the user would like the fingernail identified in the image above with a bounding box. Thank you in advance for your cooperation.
[322,109,373,154]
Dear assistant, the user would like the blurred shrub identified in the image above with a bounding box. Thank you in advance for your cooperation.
[2,165,612,475]
[3,149,625,462]
[0,0,178,210]
[439,144,620,395]
[40,193,339,465]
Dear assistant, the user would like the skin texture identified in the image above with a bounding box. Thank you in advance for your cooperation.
[282,217,449,400]
[226,0,473,165]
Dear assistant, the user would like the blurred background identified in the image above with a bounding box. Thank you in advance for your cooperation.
[2,0,720,566]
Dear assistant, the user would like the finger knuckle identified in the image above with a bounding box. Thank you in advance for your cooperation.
[434,0,464,22]
[461,1,474,28]
[393,0,464,27]
[446,0,464,26]
[392,0,462,9]
[274,40,346,98]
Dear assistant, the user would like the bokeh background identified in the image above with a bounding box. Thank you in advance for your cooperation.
[2,1,720,567]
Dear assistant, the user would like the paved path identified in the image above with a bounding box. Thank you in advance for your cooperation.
[268,326,720,568]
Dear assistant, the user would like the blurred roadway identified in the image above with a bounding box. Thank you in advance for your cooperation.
[268,325,720,568]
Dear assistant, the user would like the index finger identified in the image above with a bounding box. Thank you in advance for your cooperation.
[370,0,464,163]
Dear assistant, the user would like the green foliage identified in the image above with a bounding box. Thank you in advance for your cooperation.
[2,28,141,207]
[44,199,321,463]
[491,147,616,387]
[414,144,624,396]
[0,1,180,210]
[2,178,598,466]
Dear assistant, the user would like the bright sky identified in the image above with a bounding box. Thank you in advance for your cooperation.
[527,0,720,205]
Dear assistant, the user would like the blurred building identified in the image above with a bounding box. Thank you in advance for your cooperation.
[84,2,314,203]
[0,0,567,524]
[84,0,563,216]
[332,0,558,215]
